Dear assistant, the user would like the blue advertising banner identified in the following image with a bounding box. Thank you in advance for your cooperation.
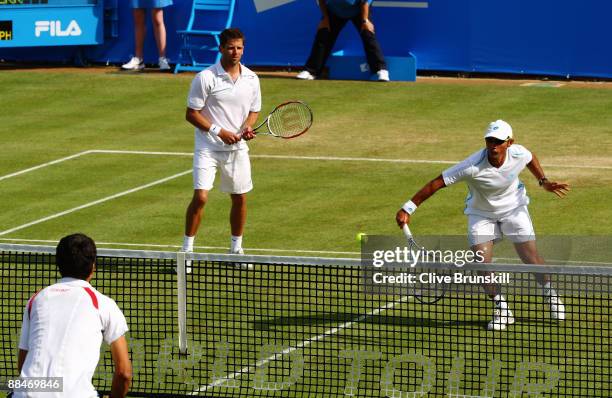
[0,0,611,78]
[0,5,103,48]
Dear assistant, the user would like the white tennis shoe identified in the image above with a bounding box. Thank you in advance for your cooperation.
[296,70,315,80]
[158,57,171,71]
[376,69,390,82]
[546,295,566,320]
[122,56,144,71]
[487,307,515,331]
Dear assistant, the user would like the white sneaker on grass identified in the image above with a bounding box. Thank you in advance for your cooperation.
[296,70,315,80]
[121,56,144,71]
[158,57,171,71]
[228,248,253,270]
[546,295,565,320]
[376,69,390,82]
[487,307,515,331]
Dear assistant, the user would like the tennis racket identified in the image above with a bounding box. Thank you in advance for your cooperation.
[402,224,448,304]
[242,100,313,139]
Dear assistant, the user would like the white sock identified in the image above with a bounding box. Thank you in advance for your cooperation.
[493,294,508,309]
[230,235,242,252]
[182,236,194,252]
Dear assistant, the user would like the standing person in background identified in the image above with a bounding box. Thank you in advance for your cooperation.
[14,233,131,398]
[181,28,261,257]
[296,0,389,81]
[122,0,173,71]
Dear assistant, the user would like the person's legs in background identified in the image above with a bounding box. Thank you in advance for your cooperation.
[297,13,348,80]
[122,8,146,70]
[350,15,388,81]
[151,8,171,70]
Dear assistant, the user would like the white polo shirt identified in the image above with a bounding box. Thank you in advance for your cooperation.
[187,62,261,153]
[442,144,533,218]
[16,278,128,398]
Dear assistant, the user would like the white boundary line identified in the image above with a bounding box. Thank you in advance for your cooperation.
[1,238,608,265]
[88,149,612,170]
[0,150,93,181]
[193,295,411,393]
[0,238,359,256]
[1,150,609,184]
[0,148,609,238]
[0,170,191,237]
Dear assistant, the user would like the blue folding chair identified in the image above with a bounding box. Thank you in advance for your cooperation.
[174,0,236,73]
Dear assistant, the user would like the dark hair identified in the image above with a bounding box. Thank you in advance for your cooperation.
[56,233,96,280]
[220,28,244,47]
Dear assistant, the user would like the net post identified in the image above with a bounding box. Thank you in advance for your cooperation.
[176,251,188,355]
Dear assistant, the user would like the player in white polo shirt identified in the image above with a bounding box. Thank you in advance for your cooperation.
[396,120,570,330]
[14,234,131,398]
[181,28,261,257]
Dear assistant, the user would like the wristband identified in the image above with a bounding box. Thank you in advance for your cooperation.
[209,124,222,136]
[538,177,549,186]
[401,200,418,215]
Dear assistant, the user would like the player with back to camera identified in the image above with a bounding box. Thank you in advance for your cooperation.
[14,233,131,397]
[181,28,261,258]
[395,120,570,330]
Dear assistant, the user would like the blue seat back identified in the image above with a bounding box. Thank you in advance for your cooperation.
[185,0,235,32]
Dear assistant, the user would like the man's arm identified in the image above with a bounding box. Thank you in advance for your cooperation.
[17,349,28,373]
[395,175,446,227]
[360,1,375,32]
[109,336,132,398]
[526,153,570,198]
[185,107,240,145]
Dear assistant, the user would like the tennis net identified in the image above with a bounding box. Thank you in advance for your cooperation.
[0,243,609,397]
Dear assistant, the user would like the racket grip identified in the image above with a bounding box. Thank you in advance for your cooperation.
[402,224,413,239]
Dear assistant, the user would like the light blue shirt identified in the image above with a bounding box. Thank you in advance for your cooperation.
[326,0,372,19]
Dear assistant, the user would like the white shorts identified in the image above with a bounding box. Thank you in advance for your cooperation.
[193,149,253,194]
[468,206,535,246]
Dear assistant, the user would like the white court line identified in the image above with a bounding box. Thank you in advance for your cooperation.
[1,149,608,238]
[0,150,93,182]
[87,149,612,170]
[0,149,609,185]
[193,295,411,393]
[2,238,605,265]
[0,170,192,237]
[0,238,359,256]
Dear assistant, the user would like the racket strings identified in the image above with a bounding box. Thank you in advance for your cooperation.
[268,102,312,137]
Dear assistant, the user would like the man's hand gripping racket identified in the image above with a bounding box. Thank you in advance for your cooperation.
[240,100,313,140]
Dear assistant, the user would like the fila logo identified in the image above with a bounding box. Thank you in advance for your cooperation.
[35,20,82,37]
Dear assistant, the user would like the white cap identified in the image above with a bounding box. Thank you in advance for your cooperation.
[484,120,513,140]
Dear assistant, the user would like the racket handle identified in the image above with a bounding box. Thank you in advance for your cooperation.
[402,224,413,239]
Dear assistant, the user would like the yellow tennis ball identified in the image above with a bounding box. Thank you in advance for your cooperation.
[356,232,367,243]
